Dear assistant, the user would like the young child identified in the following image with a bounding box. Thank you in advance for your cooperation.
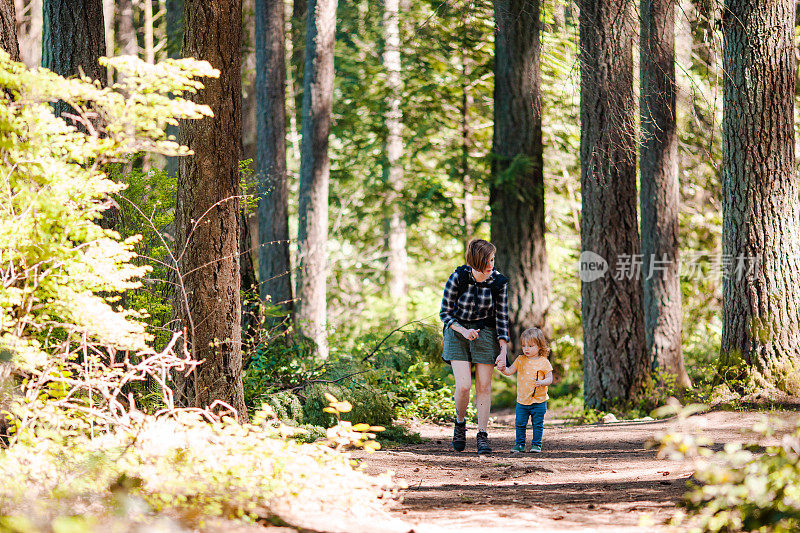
[497,327,553,453]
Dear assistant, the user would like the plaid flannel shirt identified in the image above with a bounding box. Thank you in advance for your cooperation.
[439,268,511,342]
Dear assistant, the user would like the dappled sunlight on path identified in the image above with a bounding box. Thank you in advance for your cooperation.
[353,410,798,532]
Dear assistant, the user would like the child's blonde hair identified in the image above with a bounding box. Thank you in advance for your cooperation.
[520,327,550,356]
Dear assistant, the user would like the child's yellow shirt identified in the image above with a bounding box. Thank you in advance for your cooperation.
[515,355,553,405]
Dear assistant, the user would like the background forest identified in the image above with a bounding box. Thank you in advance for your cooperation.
[13,0,733,410]
[2,0,800,530]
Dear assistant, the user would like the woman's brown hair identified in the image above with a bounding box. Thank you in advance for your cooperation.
[465,239,496,272]
[520,327,550,356]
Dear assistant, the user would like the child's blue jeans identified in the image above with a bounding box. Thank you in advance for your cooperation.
[515,401,547,447]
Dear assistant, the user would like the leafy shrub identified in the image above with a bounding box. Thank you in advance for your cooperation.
[302,383,393,428]
[0,53,216,367]
[263,391,304,424]
[654,407,800,532]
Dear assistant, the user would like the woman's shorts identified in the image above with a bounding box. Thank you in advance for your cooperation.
[442,326,500,365]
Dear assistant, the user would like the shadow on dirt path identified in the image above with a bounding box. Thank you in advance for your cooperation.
[353,410,798,532]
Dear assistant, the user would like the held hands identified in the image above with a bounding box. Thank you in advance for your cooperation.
[495,344,508,371]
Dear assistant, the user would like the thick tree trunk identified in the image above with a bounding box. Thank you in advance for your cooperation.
[42,0,106,85]
[296,0,336,359]
[175,0,247,419]
[383,0,407,320]
[490,0,551,349]
[255,0,293,311]
[1,0,20,61]
[721,0,800,395]
[640,0,690,387]
[42,0,114,226]
[579,0,648,409]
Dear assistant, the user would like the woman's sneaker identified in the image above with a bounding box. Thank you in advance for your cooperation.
[476,431,492,454]
[452,420,467,451]
[529,444,542,453]
[510,444,525,453]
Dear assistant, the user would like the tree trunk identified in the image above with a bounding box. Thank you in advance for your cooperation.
[296,0,336,359]
[42,0,114,225]
[102,0,113,81]
[383,0,407,320]
[460,71,475,250]
[579,0,648,409]
[720,0,800,395]
[175,0,247,419]
[143,0,154,64]
[42,0,106,85]
[291,0,306,133]
[116,0,136,57]
[490,0,551,349]
[164,0,183,179]
[640,0,690,387]
[166,0,184,58]
[255,0,293,311]
[1,0,20,61]
[17,0,42,67]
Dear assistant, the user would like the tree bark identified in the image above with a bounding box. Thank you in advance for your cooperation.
[291,0,306,133]
[720,0,800,395]
[0,0,20,61]
[579,0,648,409]
[143,0,154,64]
[175,0,247,419]
[640,0,690,387]
[16,0,42,67]
[296,0,336,359]
[490,0,552,349]
[255,0,293,311]
[116,0,136,57]
[460,70,475,250]
[383,0,407,320]
[102,0,113,81]
[42,0,106,85]
[166,0,184,58]
[164,0,184,179]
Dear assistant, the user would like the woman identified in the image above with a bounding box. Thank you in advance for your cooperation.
[440,238,509,454]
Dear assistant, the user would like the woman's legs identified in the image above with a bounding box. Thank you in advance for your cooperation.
[474,363,494,432]
[450,360,472,422]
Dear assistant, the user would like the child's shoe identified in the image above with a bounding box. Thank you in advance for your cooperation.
[452,420,467,451]
[529,444,542,453]
[476,430,492,454]
[510,444,525,453]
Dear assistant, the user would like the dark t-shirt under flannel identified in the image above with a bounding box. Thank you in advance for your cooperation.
[439,267,511,342]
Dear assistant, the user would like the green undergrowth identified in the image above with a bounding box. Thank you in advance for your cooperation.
[654,406,800,532]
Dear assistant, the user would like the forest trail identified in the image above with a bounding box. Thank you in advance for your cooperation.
[353,410,799,533]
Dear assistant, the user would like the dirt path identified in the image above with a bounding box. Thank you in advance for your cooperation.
[353,409,798,533]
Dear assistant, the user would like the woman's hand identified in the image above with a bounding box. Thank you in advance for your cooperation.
[453,324,480,340]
